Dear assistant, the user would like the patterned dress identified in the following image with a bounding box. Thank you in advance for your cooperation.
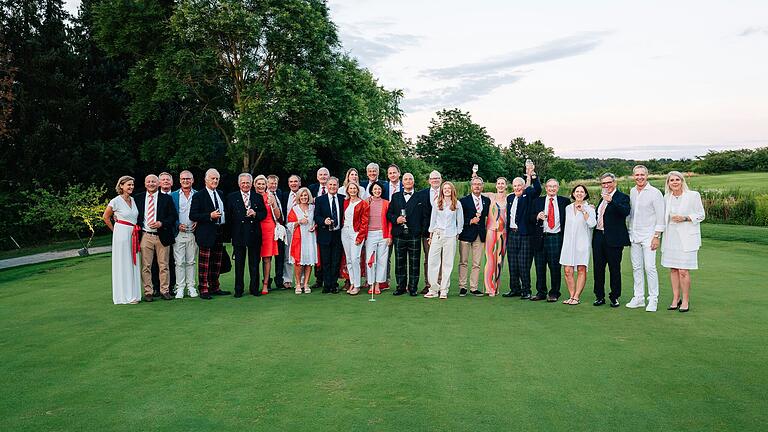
[483,193,508,296]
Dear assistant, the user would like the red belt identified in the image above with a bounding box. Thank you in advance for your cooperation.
[116,220,141,265]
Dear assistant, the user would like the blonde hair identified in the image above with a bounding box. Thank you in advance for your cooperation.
[345,181,360,199]
[296,187,314,205]
[343,168,359,187]
[115,175,134,195]
[664,171,690,195]
[437,181,458,211]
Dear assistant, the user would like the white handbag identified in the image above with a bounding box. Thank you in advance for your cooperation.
[269,192,287,242]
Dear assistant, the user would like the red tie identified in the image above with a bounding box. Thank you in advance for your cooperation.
[147,194,156,224]
[321,186,326,195]
[547,197,555,229]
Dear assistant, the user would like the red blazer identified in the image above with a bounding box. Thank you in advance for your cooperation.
[343,199,369,243]
[367,198,392,239]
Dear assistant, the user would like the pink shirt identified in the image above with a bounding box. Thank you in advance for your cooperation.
[368,198,384,231]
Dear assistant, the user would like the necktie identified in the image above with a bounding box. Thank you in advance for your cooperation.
[547,197,555,229]
[475,197,481,214]
[243,192,250,209]
[147,194,155,224]
[321,185,326,195]
[597,199,607,230]
[403,191,411,195]
[330,195,338,229]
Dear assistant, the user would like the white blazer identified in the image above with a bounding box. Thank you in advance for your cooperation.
[663,190,705,252]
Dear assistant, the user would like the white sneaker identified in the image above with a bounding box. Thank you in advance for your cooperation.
[175,291,184,299]
[424,291,439,299]
[439,293,448,299]
[189,287,199,298]
[645,299,658,312]
[625,297,645,308]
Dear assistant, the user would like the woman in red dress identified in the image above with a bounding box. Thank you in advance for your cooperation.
[254,175,281,294]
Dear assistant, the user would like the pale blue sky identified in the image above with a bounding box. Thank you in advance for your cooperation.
[66,0,768,159]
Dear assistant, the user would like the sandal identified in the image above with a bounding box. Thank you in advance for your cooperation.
[348,287,360,295]
[563,298,573,304]
[569,298,581,305]
[304,285,311,294]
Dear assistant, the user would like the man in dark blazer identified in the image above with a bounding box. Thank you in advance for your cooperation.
[227,173,267,297]
[530,178,570,302]
[313,177,345,293]
[189,168,232,300]
[308,167,330,198]
[387,173,429,296]
[457,177,491,296]
[135,174,178,301]
[592,172,631,307]
[503,168,542,299]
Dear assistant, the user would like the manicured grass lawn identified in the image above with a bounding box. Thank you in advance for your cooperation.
[569,171,768,195]
[0,234,111,260]
[1,225,767,431]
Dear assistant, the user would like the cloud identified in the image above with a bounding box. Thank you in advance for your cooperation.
[403,73,524,111]
[337,23,422,66]
[739,26,768,36]
[421,31,610,79]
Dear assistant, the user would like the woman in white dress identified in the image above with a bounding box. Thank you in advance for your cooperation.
[661,171,705,313]
[426,181,464,299]
[286,187,318,294]
[559,184,597,305]
[102,176,142,305]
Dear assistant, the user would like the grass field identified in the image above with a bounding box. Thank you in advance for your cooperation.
[1,224,767,431]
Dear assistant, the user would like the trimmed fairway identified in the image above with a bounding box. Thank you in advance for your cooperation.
[1,225,767,431]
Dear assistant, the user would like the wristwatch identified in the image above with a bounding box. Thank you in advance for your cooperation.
[653,233,661,239]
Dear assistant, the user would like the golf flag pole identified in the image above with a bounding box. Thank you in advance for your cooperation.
[368,248,377,302]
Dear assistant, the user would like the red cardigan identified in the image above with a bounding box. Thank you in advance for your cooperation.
[343,199,369,243]
[367,198,392,239]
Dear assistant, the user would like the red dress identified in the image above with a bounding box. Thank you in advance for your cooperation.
[260,193,279,257]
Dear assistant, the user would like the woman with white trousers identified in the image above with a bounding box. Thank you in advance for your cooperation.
[341,182,369,295]
[426,181,464,299]
[365,182,392,295]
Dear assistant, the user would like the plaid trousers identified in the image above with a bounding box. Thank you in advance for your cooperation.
[198,238,223,294]
[534,234,563,298]
[394,234,421,292]
[507,231,533,295]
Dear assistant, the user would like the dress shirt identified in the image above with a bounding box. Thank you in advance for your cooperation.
[596,189,615,231]
[389,181,400,200]
[509,195,520,229]
[143,191,159,232]
[543,195,561,234]
[429,204,464,237]
[430,187,439,205]
[629,184,665,241]
[328,193,340,230]
[287,190,297,212]
[472,193,483,214]
[403,189,414,203]
[319,185,327,196]
[178,190,193,227]
[207,187,225,224]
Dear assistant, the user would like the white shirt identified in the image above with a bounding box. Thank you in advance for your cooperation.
[328,193,340,230]
[472,193,484,214]
[318,184,327,196]
[596,189,616,231]
[542,195,561,234]
[403,189,414,203]
[207,187,225,225]
[178,189,194,228]
[430,187,439,205]
[509,195,520,229]
[286,190,297,212]
[143,191,159,232]
[429,203,464,237]
[629,184,665,242]
[389,181,400,200]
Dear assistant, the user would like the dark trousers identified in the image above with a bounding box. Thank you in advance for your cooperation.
[592,230,624,301]
[319,230,343,291]
[233,244,260,295]
[394,234,421,293]
[534,233,563,298]
[507,231,533,295]
[152,252,176,295]
[274,240,285,286]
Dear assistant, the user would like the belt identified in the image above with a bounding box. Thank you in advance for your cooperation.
[543,232,560,237]
[142,230,159,235]
[116,220,140,265]
[509,228,519,233]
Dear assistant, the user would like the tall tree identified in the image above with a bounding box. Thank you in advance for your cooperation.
[506,137,556,177]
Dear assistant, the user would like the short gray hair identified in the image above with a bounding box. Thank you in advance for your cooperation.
[366,162,380,172]
[633,165,648,175]
[600,172,616,182]
[546,178,559,186]
[512,177,525,186]
[471,176,484,185]
[238,172,253,183]
[288,174,301,183]
[403,173,414,181]
[327,176,339,185]
[205,168,220,179]
[429,170,442,180]
[317,167,329,175]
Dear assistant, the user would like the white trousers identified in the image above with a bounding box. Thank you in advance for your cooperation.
[365,230,389,283]
[631,238,659,300]
[342,226,364,288]
[173,231,198,296]
[283,234,294,284]
[428,230,457,295]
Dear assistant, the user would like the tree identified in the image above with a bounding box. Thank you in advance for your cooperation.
[547,159,585,183]
[415,108,505,181]
[0,41,15,138]
[506,137,556,177]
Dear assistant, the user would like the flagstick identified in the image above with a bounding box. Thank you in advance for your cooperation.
[369,249,377,302]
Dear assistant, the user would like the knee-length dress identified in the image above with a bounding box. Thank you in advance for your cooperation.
[260,193,279,257]
[108,196,142,304]
[287,204,318,265]
[559,203,597,268]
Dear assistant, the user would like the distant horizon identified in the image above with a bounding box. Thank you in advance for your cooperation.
[63,0,768,159]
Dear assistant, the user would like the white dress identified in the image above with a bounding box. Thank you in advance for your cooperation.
[559,203,597,268]
[287,205,318,265]
[661,194,700,269]
[109,196,142,304]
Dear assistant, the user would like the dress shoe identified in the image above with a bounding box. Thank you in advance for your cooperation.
[610,298,620,308]
[625,297,645,309]
[546,295,558,302]
[420,287,429,295]
[144,295,154,302]
[502,291,520,297]
[409,290,418,297]
[530,295,546,301]
[679,307,690,313]
[322,288,331,294]
[393,289,406,296]
[459,288,468,297]
[331,288,339,294]
[470,290,484,297]
[161,293,173,300]
[593,298,605,306]
[212,290,231,296]
[234,292,243,298]
[668,299,682,310]
[251,290,262,297]
[520,293,531,300]
[379,281,390,290]
[200,293,213,300]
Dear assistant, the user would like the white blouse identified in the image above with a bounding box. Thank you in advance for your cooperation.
[429,202,464,237]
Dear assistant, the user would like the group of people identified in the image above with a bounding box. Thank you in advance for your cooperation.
[104,162,705,313]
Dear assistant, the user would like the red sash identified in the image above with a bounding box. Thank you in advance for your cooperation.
[116,219,141,265]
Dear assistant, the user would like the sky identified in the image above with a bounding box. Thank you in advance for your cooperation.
[65,0,768,159]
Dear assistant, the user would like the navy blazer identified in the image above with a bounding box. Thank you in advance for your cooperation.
[505,178,542,237]
[189,188,228,249]
[596,189,631,247]
[417,187,440,238]
[135,191,177,247]
[529,195,570,250]
[386,189,428,237]
[458,194,491,242]
[308,183,328,198]
[313,193,346,245]
[226,190,267,247]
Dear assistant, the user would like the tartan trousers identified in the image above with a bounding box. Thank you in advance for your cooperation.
[198,238,223,294]
[507,231,533,295]
[394,234,421,293]
[534,233,563,298]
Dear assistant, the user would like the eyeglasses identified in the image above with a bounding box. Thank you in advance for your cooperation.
[600,181,613,186]
[180,178,193,181]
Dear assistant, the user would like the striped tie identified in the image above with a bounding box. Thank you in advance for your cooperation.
[147,194,156,225]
